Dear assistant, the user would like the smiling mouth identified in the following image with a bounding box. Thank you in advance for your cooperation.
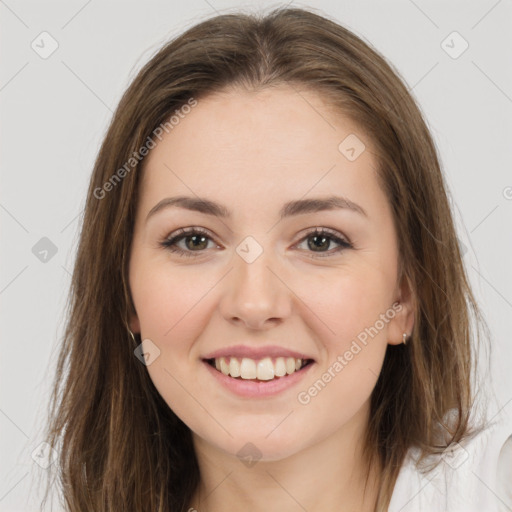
[205,356,314,381]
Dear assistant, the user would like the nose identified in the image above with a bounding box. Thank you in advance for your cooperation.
[219,245,293,330]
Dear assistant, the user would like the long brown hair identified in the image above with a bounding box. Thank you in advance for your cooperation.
[41,6,490,511]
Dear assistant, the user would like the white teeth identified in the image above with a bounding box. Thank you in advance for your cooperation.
[275,357,287,377]
[211,356,309,380]
[229,357,241,377]
[220,357,230,376]
[256,357,274,381]
[240,358,257,379]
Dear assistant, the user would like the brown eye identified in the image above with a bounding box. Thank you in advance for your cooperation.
[160,228,217,257]
[295,228,352,257]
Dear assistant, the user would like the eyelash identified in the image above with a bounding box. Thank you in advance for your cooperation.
[159,227,353,259]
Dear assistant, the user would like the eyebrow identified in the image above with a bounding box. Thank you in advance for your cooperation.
[145,194,368,223]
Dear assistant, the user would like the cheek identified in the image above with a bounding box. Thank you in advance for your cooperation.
[311,267,395,349]
[297,268,394,420]
[131,259,217,344]
[129,256,225,406]
[291,273,392,435]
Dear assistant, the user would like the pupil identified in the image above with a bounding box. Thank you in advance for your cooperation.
[309,235,328,251]
[187,235,207,250]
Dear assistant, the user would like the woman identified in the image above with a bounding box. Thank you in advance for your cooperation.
[42,6,511,512]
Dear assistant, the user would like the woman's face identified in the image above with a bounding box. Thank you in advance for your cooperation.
[128,85,414,461]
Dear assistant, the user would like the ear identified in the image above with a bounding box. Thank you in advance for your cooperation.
[387,272,416,346]
[128,313,140,334]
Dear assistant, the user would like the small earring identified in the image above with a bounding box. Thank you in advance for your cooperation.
[125,321,139,345]
[402,332,408,345]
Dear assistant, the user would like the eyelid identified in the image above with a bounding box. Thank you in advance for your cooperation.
[296,226,351,244]
[166,226,217,243]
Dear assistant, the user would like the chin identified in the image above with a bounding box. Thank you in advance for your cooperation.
[193,421,311,464]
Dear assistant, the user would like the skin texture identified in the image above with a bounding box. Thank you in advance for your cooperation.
[128,85,415,511]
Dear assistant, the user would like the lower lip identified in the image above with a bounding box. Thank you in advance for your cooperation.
[202,360,315,398]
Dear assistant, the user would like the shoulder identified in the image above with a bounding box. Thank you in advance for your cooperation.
[388,408,512,512]
[497,433,512,512]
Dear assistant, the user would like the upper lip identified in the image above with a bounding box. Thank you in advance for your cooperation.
[202,345,315,361]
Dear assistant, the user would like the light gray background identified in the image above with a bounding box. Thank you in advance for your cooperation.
[1,1,511,510]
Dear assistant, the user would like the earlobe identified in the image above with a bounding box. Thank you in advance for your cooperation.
[128,314,140,334]
[388,274,416,345]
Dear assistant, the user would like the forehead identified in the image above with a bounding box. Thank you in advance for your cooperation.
[146,85,367,164]
[138,85,386,221]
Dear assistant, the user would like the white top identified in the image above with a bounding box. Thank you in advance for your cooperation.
[388,410,512,512]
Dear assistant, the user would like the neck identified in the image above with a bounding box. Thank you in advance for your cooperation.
[188,403,381,512]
